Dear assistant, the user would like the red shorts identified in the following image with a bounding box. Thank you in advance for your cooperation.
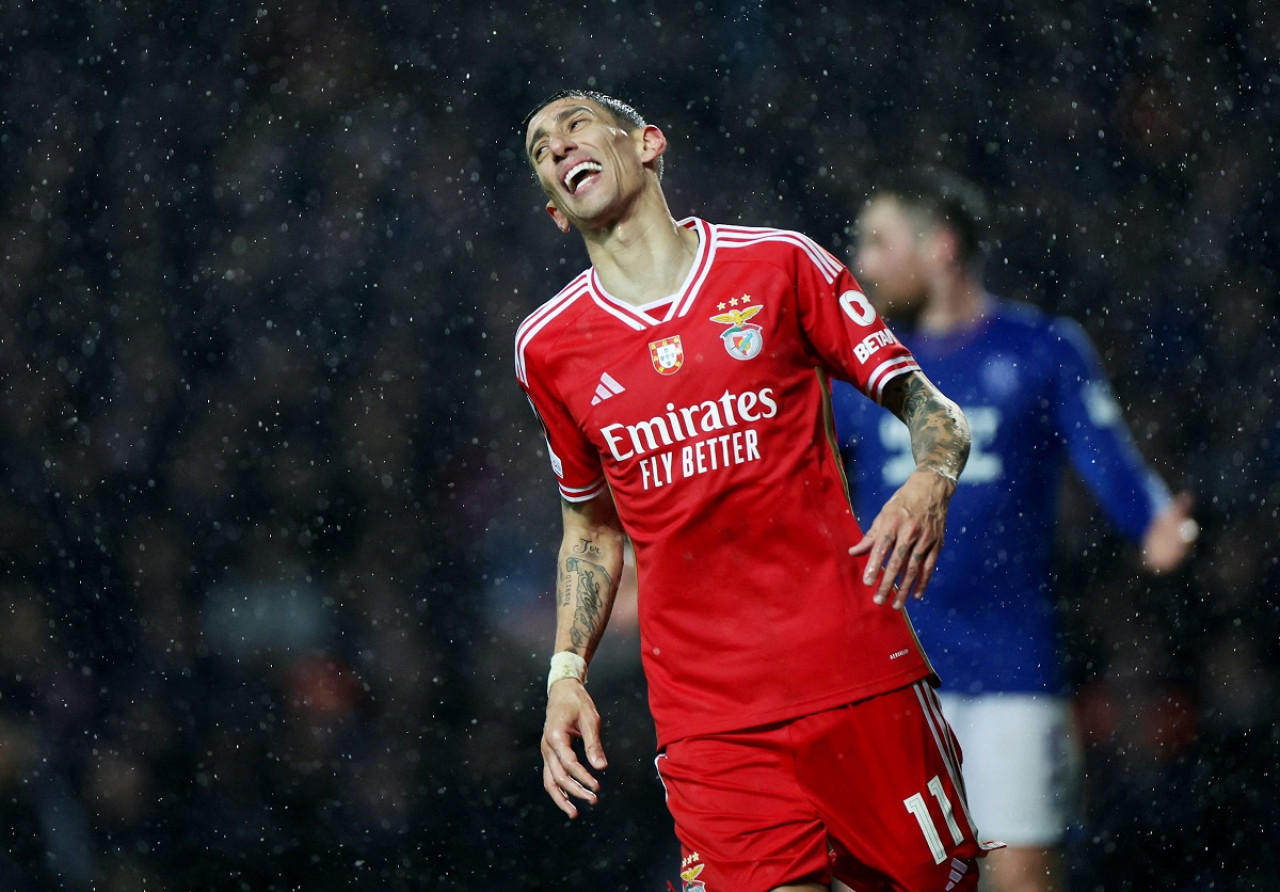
[655,681,1000,892]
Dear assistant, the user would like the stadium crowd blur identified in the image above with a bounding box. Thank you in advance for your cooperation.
[2,1,1276,889]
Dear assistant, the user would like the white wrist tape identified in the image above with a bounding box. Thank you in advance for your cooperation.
[547,651,588,696]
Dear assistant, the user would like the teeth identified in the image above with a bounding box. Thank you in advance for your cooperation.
[563,161,602,193]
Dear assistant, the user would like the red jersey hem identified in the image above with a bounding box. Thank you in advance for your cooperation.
[652,666,938,750]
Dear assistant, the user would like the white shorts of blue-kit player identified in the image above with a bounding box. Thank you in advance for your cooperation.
[938,692,1083,848]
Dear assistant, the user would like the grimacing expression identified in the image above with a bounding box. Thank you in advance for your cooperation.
[854,196,934,316]
[524,96,651,232]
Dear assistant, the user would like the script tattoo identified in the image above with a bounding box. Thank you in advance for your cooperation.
[559,542,613,652]
[571,538,604,560]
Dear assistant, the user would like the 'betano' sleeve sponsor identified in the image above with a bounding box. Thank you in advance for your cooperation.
[1050,316,1172,540]
[787,237,919,401]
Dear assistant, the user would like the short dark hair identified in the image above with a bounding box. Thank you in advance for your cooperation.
[521,89,664,179]
[872,168,990,264]
[522,89,647,133]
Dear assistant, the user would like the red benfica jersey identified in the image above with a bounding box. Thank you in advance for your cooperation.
[516,218,934,748]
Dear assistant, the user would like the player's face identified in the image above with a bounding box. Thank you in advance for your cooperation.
[854,197,932,316]
[524,96,650,233]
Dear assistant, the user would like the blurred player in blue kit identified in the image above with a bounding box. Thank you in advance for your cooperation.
[831,169,1197,892]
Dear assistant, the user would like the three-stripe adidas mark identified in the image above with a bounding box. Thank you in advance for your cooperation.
[591,373,625,405]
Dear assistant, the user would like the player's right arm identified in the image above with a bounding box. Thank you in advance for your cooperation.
[541,489,627,818]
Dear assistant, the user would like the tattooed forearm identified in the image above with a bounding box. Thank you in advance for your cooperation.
[558,552,615,657]
[571,538,604,559]
[559,539,606,606]
[887,372,971,483]
[555,496,624,662]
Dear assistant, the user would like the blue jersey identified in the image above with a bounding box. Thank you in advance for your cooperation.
[831,299,1171,694]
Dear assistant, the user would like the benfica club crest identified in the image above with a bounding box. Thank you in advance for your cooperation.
[649,335,684,375]
[680,860,707,891]
[710,304,764,361]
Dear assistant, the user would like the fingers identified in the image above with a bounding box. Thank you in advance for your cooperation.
[542,759,581,818]
[872,537,905,606]
[541,733,601,818]
[852,527,941,608]
[848,531,874,556]
[856,530,894,586]
[892,547,939,608]
[888,548,922,609]
[1172,493,1199,545]
[541,690,608,818]
[546,726,602,796]
[854,531,907,606]
[580,717,609,771]
[1142,492,1198,574]
[915,549,940,598]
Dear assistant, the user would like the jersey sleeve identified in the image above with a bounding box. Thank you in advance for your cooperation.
[1050,317,1172,540]
[515,341,607,503]
[789,237,919,402]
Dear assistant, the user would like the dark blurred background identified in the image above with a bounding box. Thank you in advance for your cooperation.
[1,1,1276,889]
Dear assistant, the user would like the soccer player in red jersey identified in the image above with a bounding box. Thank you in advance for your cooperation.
[515,90,999,891]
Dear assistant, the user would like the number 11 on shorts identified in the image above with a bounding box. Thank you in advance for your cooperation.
[903,775,964,864]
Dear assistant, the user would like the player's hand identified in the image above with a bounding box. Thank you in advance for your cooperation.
[541,679,608,818]
[849,466,955,609]
[1142,491,1197,574]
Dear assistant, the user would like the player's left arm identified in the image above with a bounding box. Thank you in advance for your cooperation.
[541,491,626,818]
[850,369,971,608]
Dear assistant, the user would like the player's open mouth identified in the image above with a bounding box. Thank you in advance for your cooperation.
[563,161,603,195]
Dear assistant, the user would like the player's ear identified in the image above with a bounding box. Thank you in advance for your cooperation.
[638,124,668,168]
[929,227,961,268]
[545,201,572,234]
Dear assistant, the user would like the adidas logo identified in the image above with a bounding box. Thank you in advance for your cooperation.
[591,372,625,405]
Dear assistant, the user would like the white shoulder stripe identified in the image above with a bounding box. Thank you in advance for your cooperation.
[515,276,590,384]
[516,273,589,345]
[714,226,843,283]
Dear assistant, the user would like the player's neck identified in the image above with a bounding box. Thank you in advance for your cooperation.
[583,204,699,306]
[918,274,989,335]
